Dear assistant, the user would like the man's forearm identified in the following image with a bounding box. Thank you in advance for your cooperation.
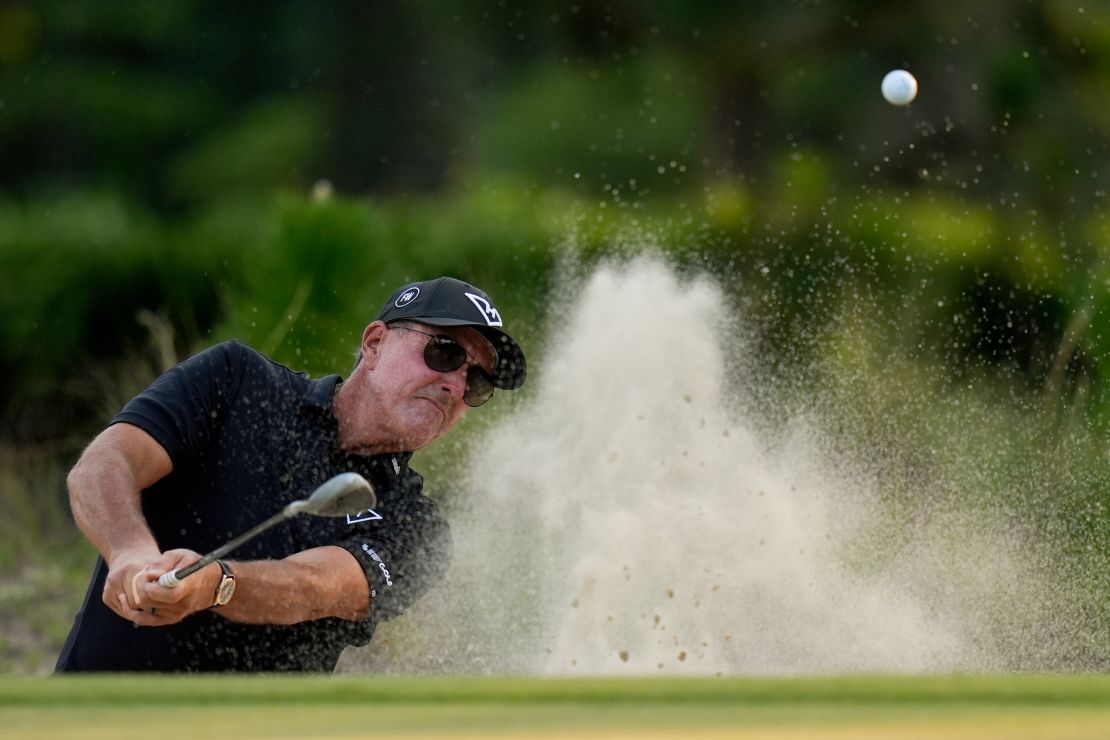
[216,547,371,625]
[68,441,158,561]
[66,423,176,621]
[68,423,174,563]
[138,546,371,627]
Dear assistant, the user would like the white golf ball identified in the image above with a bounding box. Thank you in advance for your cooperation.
[881,69,918,106]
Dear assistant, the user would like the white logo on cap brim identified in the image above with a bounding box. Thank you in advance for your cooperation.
[465,292,503,326]
[395,286,421,308]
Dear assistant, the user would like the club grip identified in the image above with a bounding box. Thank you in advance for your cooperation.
[158,569,183,588]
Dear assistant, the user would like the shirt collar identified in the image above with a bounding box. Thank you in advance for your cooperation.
[300,374,342,414]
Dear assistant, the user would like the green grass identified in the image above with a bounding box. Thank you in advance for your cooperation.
[3,675,1110,739]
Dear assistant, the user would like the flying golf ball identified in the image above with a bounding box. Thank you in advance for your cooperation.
[881,69,918,106]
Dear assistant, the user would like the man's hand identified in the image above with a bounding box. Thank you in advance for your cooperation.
[102,545,163,622]
[127,550,222,627]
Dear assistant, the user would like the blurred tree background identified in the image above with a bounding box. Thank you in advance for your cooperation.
[2,0,1109,672]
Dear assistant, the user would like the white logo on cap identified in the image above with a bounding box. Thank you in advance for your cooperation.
[395,286,421,308]
[465,292,502,326]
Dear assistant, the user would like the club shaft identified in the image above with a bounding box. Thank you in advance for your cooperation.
[160,508,292,585]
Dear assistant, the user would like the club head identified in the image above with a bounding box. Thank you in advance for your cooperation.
[289,472,378,517]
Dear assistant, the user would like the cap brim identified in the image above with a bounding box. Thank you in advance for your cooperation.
[410,318,527,390]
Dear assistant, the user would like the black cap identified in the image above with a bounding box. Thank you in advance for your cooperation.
[376,277,526,390]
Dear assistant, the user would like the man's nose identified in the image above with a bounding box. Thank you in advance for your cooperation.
[438,364,468,399]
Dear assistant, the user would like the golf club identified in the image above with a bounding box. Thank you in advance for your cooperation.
[157,472,377,588]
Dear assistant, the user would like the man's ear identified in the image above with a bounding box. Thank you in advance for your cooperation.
[360,321,388,369]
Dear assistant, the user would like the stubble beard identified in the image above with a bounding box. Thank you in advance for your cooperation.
[393,394,452,450]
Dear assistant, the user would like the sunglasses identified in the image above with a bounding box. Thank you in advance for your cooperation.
[390,325,496,407]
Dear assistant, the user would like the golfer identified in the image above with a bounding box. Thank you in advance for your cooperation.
[55,277,526,672]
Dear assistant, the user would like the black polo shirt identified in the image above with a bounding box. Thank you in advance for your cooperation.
[55,340,451,672]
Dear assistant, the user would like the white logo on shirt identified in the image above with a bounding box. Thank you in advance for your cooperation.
[361,544,394,587]
[347,509,383,524]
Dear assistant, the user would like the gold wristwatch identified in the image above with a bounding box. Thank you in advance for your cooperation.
[211,559,237,608]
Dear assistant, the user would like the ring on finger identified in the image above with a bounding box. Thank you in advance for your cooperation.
[150,607,158,617]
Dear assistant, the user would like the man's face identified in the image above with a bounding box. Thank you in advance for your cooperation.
[368,322,497,449]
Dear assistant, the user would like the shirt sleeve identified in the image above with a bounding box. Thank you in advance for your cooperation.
[110,341,250,470]
[336,492,452,624]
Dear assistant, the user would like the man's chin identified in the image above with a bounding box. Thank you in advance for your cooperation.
[398,407,449,448]
[405,426,446,450]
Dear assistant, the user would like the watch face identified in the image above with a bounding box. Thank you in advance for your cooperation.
[215,576,236,606]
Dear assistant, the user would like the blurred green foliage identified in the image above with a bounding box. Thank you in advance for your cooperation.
[0,0,1107,441]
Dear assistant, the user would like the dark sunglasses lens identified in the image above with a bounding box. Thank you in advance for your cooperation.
[419,333,494,407]
[464,366,495,407]
[423,336,467,372]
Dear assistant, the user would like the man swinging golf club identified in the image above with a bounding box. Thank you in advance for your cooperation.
[56,277,526,672]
